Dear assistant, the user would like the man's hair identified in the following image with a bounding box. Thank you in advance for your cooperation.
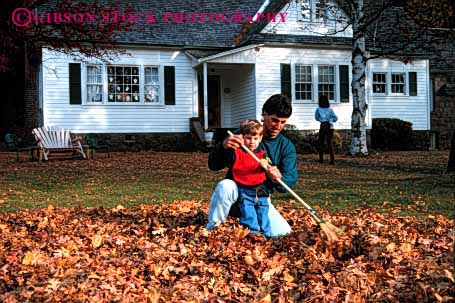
[239,119,263,136]
[318,95,330,108]
[262,94,292,118]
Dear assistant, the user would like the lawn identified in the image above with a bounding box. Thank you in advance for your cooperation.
[0,150,453,216]
[0,151,453,302]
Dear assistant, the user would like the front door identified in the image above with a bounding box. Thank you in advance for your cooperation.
[207,75,221,128]
[198,74,221,129]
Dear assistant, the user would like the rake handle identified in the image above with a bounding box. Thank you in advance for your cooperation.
[226,131,323,224]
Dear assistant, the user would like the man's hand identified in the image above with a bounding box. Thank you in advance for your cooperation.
[223,134,244,150]
[266,165,282,182]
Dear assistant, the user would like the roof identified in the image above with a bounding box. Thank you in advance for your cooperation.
[40,0,267,49]
[36,0,454,70]
[250,33,352,47]
[183,49,224,59]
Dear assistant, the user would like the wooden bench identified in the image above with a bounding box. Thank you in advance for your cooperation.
[32,127,86,161]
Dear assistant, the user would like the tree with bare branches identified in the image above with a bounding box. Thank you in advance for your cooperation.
[1,0,133,127]
[300,0,455,155]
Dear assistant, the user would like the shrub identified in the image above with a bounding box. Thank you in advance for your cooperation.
[281,124,344,154]
[281,124,304,145]
[372,118,413,150]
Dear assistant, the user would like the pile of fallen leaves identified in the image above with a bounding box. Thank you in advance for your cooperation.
[0,201,453,302]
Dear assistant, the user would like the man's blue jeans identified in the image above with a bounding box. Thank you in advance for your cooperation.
[206,179,291,237]
[238,186,271,237]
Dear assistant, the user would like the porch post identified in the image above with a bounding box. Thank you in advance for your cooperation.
[203,62,208,130]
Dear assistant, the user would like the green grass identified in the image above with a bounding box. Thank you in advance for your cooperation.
[0,151,453,217]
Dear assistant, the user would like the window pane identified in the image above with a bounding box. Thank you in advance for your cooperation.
[318,65,335,101]
[373,72,387,94]
[391,73,405,94]
[316,0,327,20]
[107,65,140,102]
[144,66,160,103]
[295,64,312,101]
[300,0,311,20]
[145,86,159,103]
[87,84,102,102]
[87,65,103,103]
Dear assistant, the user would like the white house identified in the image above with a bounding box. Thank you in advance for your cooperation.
[39,0,431,143]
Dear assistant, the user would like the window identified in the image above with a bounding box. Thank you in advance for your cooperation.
[299,0,329,21]
[290,63,345,102]
[318,65,335,101]
[391,73,405,94]
[373,72,387,94]
[107,66,140,103]
[315,0,327,20]
[144,66,160,103]
[300,0,312,20]
[295,65,312,101]
[85,65,167,105]
[86,65,103,103]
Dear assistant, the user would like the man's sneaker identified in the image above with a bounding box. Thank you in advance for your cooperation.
[205,221,219,230]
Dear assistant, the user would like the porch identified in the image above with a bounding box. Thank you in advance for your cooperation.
[186,45,264,143]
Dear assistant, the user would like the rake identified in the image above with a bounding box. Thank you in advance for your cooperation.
[227,130,342,241]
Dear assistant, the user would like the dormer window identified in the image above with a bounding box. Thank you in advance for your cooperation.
[299,0,328,22]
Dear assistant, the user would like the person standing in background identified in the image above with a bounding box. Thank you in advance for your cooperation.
[315,95,338,165]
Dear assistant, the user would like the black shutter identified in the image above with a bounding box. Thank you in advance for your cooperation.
[280,63,291,99]
[69,63,81,104]
[409,72,417,96]
[164,66,175,105]
[339,65,349,103]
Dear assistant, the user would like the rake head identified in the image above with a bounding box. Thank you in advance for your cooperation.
[319,221,344,242]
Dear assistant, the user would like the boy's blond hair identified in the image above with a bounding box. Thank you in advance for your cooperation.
[239,119,263,136]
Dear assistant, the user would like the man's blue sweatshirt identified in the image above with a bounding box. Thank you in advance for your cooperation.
[208,133,298,193]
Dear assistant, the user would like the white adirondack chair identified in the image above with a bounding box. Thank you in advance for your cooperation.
[32,126,86,161]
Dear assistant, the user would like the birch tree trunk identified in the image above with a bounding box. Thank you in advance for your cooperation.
[350,0,369,155]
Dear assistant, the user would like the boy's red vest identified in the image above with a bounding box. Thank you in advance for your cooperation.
[232,148,266,187]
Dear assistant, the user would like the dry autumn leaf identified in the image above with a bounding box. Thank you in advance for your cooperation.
[91,235,103,249]
[259,294,271,303]
[0,198,453,302]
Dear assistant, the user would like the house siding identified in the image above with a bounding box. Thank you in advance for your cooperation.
[208,46,430,131]
[221,65,256,127]
[368,59,430,130]
[42,48,195,133]
[261,1,353,38]
[254,46,353,130]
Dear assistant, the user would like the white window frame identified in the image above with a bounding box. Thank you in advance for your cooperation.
[317,65,336,102]
[294,64,313,102]
[390,72,406,95]
[85,65,104,104]
[292,63,341,103]
[298,0,330,22]
[143,65,162,104]
[83,64,165,106]
[372,72,388,95]
[107,65,141,104]
[370,70,414,96]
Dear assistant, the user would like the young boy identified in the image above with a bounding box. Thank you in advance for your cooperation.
[228,119,271,238]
